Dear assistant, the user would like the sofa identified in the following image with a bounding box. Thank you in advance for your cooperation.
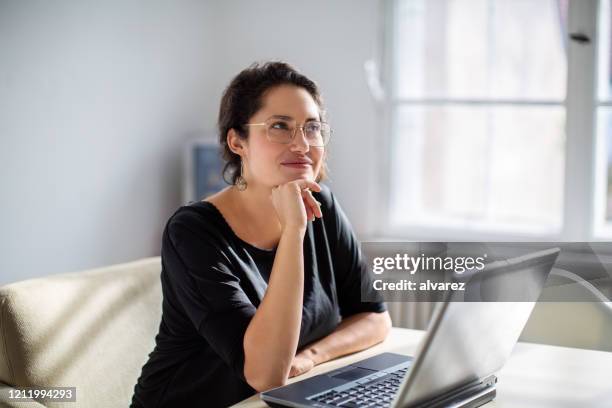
[1,256,611,408]
[0,258,162,407]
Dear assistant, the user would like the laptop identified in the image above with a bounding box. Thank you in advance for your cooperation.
[261,247,560,408]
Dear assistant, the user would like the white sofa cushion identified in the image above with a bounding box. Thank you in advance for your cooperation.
[0,257,162,407]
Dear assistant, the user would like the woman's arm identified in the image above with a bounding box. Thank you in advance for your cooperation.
[290,311,392,376]
[243,225,306,391]
[242,180,323,392]
[286,187,392,376]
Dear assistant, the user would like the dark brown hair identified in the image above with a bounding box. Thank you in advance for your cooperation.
[217,61,329,185]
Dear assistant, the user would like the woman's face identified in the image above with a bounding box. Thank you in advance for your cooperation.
[241,84,325,188]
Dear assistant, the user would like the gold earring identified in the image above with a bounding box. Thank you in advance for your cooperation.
[235,160,247,191]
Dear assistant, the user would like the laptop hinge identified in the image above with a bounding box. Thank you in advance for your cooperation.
[406,376,497,408]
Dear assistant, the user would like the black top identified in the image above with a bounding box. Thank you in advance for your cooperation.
[131,184,386,407]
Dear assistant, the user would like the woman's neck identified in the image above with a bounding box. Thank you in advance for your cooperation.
[230,183,282,236]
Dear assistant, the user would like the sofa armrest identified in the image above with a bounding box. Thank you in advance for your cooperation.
[0,382,47,408]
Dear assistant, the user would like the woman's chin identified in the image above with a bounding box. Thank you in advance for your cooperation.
[287,174,314,183]
[266,173,316,187]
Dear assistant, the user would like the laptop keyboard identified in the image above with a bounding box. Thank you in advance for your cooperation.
[307,366,409,408]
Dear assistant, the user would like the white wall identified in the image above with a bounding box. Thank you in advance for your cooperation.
[0,0,383,285]
[0,0,216,285]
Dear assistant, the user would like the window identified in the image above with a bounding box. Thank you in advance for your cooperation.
[595,0,612,236]
[384,0,603,240]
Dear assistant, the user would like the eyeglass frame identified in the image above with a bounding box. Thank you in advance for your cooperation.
[242,116,332,147]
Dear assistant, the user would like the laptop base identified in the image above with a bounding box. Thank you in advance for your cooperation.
[263,382,495,408]
[413,383,496,408]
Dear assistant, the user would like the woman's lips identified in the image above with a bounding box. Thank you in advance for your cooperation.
[281,163,311,169]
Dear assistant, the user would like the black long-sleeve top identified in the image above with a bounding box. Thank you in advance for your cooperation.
[131,184,386,407]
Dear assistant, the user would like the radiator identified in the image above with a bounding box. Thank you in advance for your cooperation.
[386,301,439,330]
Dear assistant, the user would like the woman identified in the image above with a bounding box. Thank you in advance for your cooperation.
[131,61,391,407]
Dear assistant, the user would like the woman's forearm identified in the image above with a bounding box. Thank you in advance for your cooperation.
[298,311,392,366]
[243,226,306,391]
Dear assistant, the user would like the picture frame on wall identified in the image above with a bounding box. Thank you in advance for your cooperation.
[183,137,227,203]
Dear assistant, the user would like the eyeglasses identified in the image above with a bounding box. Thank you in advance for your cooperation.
[243,116,332,147]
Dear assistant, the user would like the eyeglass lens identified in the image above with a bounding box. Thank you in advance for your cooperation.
[265,118,330,146]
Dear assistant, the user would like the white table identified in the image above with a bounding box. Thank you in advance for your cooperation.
[233,327,612,407]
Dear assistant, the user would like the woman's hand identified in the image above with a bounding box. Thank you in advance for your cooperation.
[271,180,322,232]
[288,353,315,378]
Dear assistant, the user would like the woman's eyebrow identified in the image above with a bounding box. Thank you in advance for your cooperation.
[269,114,320,121]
